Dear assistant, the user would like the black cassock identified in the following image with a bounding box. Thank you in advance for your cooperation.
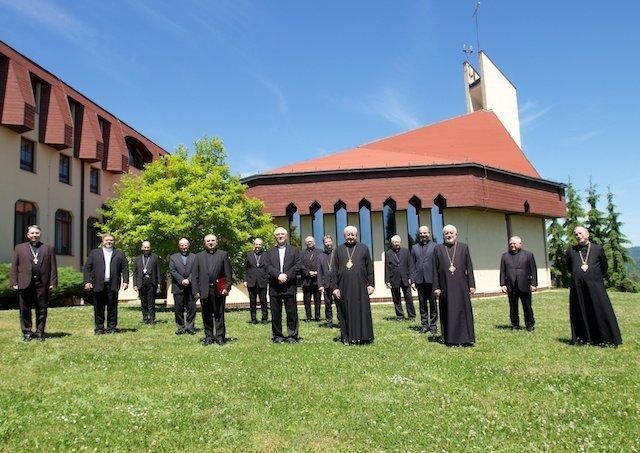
[432,242,476,345]
[330,242,374,344]
[566,243,622,346]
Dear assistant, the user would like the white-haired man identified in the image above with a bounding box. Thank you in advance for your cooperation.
[566,226,621,346]
[433,224,476,346]
[385,235,415,321]
[329,226,375,344]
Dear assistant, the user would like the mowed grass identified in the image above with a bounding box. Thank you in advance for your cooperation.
[0,290,638,452]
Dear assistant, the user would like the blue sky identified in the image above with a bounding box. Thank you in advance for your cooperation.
[1,1,639,245]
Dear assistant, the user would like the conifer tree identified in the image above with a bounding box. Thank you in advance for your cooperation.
[563,181,585,245]
[603,188,637,292]
[585,178,606,245]
[547,218,569,287]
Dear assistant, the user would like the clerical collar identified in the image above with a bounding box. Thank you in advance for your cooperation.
[445,242,455,247]
[420,239,430,245]
[277,245,286,250]
[30,241,42,248]
[307,247,315,252]
[181,252,189,256]
[509,249,520,255]
[207,249,216,254]
[345,242,356,248]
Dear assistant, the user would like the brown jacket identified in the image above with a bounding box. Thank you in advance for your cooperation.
[10,242,58,289]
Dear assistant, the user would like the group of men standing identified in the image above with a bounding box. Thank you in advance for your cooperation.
[9,223,622,348]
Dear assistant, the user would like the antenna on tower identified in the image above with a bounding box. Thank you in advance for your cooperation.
[462,44,474,63]
[472,0,481,52]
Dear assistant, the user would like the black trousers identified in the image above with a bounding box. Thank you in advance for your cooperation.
[271,294,299,340]
[248,286,269,321]
[508,290,535,328]
[303,284,321,320]
[93,285,118,330]
[323,289,340,324]
[139,280,157,322]
[173,290,196,329]
[18,283,49,334]
[391,285,415,318]
[415,282,438,329]
[201,291,226,340]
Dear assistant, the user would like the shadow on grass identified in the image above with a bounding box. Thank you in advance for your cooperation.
[495,324,517,330]
[427,335,443,343]
[113,328,139,334]
[383,316,406,322]
[44,332,71,339]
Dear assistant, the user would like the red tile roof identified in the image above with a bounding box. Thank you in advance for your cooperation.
[266,110,541,179]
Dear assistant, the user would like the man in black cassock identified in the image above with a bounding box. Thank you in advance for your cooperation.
[433,224,476,346]
[318,235,340,328]
[243,238,269,324]
[330,225,374,345]
[566,226,622,346]
[499,236,538,331]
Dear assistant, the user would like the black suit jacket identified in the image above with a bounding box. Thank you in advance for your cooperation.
[83,247,129,292]
[10,242,58,289]
[133,253,161,287]
[385,247,412,288]
[410,240,437,284]
[169,252,196,294]
[191,249,232,299]
[244,251,268,289]
[317,250,334,288]
[265,245,300,296]
[300,248,320,286]
[499,249,538,292]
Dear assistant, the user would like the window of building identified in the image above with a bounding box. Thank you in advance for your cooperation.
[358,199,373,255]
[382,198,397,250]
[31,78,42,114]
[334,200,347,241]
[407,197,421,248]
[286,203,301,248]
[89,168,100,194]
[59,154,71,184]
[20,138,35,172]
[431,194,446,244]
[87,217,101,252]
[14,200,37,247]
[310,202,324,247]
[55,210,72,255]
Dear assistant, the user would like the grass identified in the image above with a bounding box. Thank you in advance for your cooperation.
[0,290,638,452]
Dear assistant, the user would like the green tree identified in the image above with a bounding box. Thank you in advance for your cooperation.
[99,136,275,281]
[585,178,606,245]
[563,181,585,245]
[603,188,637,292]
[547,218,569,287]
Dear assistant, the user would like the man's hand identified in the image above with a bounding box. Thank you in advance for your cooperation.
[310,271,318,276]
[530,285,537,292]
[386,282,392,289]
[221,289,229,296]
[469,287,476,295]
[434,289,441,297]
[319,286,324,292]
[410,283,416,291]
[181,279,190,286]
[122,283,129,291]
[84,283,93,291]
[501,285,507,293]
[277,273,288,284]
[243,281,247,287]
[133,286,138,292]
[12,285,18,290]
[367,285,374,295]
[195,293,201,300]
[49,285,54,290]
[333,289,341,299]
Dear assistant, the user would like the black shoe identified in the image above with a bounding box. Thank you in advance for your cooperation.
[186,329,196,335]
[34,332,45,341]
[286,337,299,344]
[272,337,285,344]
[261,319,270,325]
[251,319,258,325]
[175,328,186,335]
[201,337,215,346]
[106,328,118,334]
[326,322,334,328]
[419,326,430,334]
[396,316,405,321]
[94,328,106,335]
[214,337,225,346]
[408,317,416,322]
[22,332,33,342]
[526,326,535,332]
[149,320,156,325]
[430,327,438,335]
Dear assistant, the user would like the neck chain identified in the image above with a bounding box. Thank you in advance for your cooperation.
[327,250,334,270]
[29,244,39,265]
[446,242,458,274]
[579,242,591,272]
[346,244,356,270]
[254,253,261,266]
[142,255,151,273]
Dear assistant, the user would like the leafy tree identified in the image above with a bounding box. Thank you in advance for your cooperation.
[585,178,606,245]
[547,218,569,287]
[99,137,275,281]
[563,181,585,245]
[603,188,637,292]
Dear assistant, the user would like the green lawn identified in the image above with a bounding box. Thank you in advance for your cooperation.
[0,290,638,451]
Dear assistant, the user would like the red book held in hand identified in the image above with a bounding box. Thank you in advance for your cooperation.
[215,277,227,294]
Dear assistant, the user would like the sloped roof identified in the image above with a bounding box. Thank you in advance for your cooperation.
[266,110,540,179]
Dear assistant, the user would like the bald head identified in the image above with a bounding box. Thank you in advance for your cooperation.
[418,226,431,244]
[508,236,523,252]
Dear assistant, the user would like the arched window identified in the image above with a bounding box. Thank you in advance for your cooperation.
[286,203,301,248]
[55,210,72,255]
[334,200,347,241]
[431,194,446,244]
[382,198,397,250]
[407,196,422,248]
[310,202,324,247]
[14,200,37,246]
[87,217,101,253]
[358,199,373,254]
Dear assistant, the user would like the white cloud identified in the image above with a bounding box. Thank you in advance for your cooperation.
[519,99,551,129]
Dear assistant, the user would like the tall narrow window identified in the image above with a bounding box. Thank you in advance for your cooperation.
[431,194,446,244]
[14,200,37,246]
[358,199,373,254]
[87,217,101,252]
[31,78,42,114]
[334,200,347,241]
[407,196,421,248]
[286,203,301,248]
[382,198,397,250]
[89,168,100,194]
[20,138,35,172]
[55,210,72,255]
[59,154,71,184]
[310,202,324,246]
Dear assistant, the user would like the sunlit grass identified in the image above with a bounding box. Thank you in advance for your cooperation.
[0,290,638,451]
